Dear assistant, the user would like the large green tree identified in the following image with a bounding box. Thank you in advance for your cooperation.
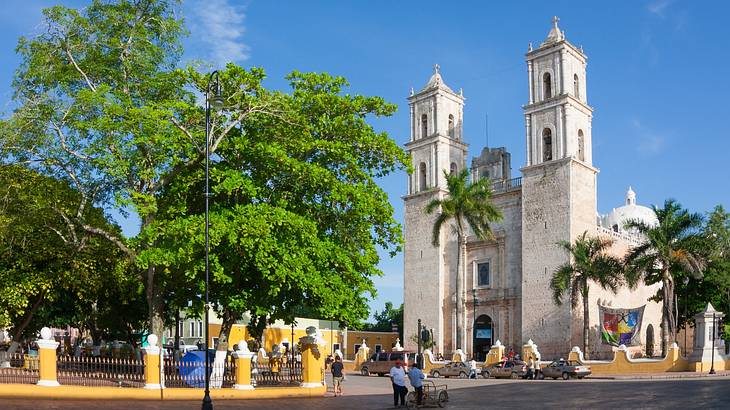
[0,165,130,349]
[144,68,409,350]
[550,232,622,359]
[624,199,705,354]
[0,0,255,337]
[426,169,502,350]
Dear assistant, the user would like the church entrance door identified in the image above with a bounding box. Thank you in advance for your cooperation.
[473,315,493,361]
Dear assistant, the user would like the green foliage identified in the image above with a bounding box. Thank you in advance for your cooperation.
[425,169,503,247]
[623,199,705,349]
[551,232,623,308]
[361,302,404,340]
[0,165,133,341]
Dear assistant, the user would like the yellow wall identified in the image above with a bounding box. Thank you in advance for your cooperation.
[569,346,689,374]
[346,330,399,357]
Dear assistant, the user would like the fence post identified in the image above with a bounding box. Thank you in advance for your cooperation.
[143,334,163,389]
[299,326,324,388]
[233,340,255,390]
[36,327,60,386]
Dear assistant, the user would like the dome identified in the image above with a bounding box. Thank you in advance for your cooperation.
[603,187,658,235]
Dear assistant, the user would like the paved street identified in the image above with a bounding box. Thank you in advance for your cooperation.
[4,374,730,409]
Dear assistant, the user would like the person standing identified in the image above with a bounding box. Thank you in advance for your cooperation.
[407,362,425,407]
[525,356,534,380]
[390,359,408,408]
[331,355,344,397]
[469,357,478,379]
[532,353,541,380]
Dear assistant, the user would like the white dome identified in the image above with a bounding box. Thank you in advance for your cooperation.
[604,187,657,234]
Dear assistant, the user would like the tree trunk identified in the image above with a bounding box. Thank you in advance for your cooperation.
[661,271,676,357]
[455,233,462,351]
[582,285,590,360]
[217,309,237,352]
[146,263,165,339]
[10,291,46,351]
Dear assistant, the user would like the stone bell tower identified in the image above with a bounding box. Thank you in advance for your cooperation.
[520,17,599,357]
[403,65,468,354]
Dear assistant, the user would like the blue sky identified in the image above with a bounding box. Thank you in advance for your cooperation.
[2,0,729,318]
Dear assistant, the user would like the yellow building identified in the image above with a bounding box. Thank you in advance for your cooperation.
[165,311,399,358]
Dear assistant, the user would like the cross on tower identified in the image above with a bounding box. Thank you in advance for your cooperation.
[433,64,440,74]
[552,16,560,27]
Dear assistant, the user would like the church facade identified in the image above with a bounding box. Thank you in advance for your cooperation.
[402,18,662,360]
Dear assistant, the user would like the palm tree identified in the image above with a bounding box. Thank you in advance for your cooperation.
[623,199,705,355]
[425,169,502,350]
[551,232,623,359]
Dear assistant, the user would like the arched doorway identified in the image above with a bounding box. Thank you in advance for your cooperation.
[473,315,493,361]
[646,324,655,357]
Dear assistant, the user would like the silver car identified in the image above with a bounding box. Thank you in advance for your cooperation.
[481,360,529,379]
[540,359,591,380]
[430,361,470,378]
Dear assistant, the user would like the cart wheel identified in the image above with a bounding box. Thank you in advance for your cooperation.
[562,372,570,380]
[438,390,449,407]
[405,391,416,409]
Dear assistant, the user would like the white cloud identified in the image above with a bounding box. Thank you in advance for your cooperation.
[647,0,672,17]
[191,0,249,67]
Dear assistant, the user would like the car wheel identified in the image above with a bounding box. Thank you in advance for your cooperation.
[510,372,519,379]
[459,371,467,378]
[360,368,369,376]
[562,372,570,380]
[482,371,490,379]
[538,373,545,380]
[432,371,441,378]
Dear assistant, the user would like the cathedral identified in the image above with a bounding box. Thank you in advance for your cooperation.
[402,18,662,360]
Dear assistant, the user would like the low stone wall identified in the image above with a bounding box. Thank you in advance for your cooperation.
[568,344,688,374]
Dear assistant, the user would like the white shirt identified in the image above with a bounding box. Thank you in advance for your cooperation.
[469,360,477,370]
[390,366,406,386]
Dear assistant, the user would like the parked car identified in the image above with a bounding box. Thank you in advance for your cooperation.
[430,361,469,378]
[481,360,529,379]
[359,351,415,376]
[540,359,591,380]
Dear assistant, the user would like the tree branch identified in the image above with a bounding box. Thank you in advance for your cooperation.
[63,42,97,93]
[81,224,135,260]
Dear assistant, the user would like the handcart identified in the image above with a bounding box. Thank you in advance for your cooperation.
[406,379,448,408]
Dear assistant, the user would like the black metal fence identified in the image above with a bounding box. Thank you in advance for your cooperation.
[252,360,302,386]
[0,352,39,384]
[57,355,145,387]
[164,355,236,388]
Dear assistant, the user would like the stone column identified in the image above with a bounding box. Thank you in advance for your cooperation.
[299,326,324,388]
[689,303,726,372]
[36,327,60,387]
[527,61,534,104]
[143,334,163,389]
[233,340,255,390]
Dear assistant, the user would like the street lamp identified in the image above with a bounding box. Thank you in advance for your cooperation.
[684,276,689,357]
[202,70,223,410]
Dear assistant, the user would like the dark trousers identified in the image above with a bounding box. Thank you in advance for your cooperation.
[392,383,406,406]
[415,386,423,405]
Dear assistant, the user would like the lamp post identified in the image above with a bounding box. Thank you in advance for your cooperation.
[683,276,689,356]
[202,70,223,410]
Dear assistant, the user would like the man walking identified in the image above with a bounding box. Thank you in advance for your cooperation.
[331,355,344,397]
[408,362,426,407]
[390,359,408,408]
[468,357,478,379]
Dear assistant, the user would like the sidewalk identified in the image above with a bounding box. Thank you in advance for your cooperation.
[587,370,730,380]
